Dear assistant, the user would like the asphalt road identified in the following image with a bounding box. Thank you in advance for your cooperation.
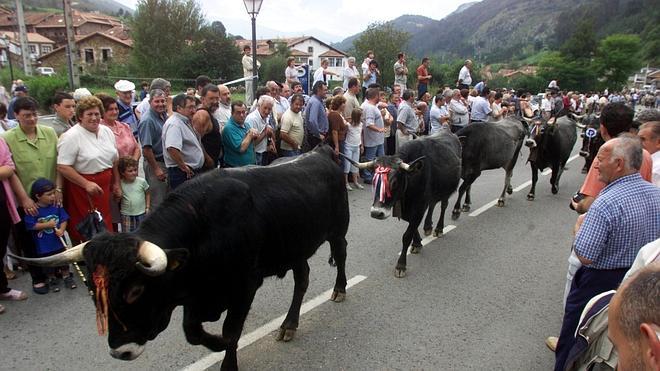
[1,141,587,371]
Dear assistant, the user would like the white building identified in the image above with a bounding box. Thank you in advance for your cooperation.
[236,36,349,82]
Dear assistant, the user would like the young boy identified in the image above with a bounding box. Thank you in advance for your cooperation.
[24,178,75,293]
[118,157,150,232]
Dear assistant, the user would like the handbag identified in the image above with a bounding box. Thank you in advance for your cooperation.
[76,196,106,241]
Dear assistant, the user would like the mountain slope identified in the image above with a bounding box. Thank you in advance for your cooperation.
[333,14,439,52]
[0,0,132,16]
[336,0,656,63]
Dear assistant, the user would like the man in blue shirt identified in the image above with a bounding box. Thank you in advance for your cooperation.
[470,87,492,123]
[222,101,258,167]
[554,135,660,371]
[303,81,329,151]
[114,80,138,136]
[138,89,168,208]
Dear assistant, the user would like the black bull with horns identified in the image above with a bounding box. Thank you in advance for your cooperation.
[343,131,461,278]
[10,146,349,371]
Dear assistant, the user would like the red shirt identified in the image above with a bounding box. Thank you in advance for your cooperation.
[580,149,653,197]
[416,65,430,84]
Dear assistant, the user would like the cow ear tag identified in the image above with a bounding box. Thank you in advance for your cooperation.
[165,249,189,271]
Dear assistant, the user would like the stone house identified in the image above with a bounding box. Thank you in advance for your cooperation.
[38,31,132,73]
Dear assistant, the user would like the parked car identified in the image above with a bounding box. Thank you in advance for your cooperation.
[36,67,56,76]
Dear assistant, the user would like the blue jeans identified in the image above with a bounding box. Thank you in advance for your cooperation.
[281,149,301,157]
[167,167,199,190]
[255,152,265,166]
[362,144,384,182]
[417,82,428,98]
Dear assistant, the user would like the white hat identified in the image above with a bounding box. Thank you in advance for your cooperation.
[73,88,92,101]
[114,80,135,92]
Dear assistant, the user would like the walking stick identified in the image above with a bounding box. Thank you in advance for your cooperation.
[59,236,93,296]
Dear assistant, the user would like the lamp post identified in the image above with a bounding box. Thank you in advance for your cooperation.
[243,0,262,101]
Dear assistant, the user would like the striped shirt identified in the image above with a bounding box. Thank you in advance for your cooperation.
[575,173,660,269]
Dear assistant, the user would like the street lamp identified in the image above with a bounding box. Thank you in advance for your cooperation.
[243,0,262,101]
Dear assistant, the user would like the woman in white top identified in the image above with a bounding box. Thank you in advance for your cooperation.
[342,57,359,91]
[57,96,118,241]
[284,57,299,86]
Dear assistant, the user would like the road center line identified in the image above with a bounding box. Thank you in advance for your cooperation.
[469,153,581,217]
[182,274,368,371]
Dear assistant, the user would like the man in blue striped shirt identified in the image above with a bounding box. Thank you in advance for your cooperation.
[554,135,660,371]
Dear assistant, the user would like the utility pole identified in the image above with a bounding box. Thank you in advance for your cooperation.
[14,0,31,75]
[63,0,79,89]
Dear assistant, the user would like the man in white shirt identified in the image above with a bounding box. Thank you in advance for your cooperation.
[457,59,473,89]
[393,53,408,90]
[242,45,261,108]
[244,95,275,165]
[212,84,231,132]
[448,89,469,133]
[313,59,338,86]
[470,87,492,123]
[637,121,660,186]
[343,57,360,91]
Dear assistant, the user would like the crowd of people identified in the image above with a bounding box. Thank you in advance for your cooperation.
[0,49,658,371]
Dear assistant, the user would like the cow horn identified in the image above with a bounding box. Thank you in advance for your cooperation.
[399,156,425,172]
[135,241,168,276]
[573,114,584,121]
[594,114,601,119]
[7,242,87,267]
[338,152,375,170]
[576,121,586,129]
[521,116,534,123]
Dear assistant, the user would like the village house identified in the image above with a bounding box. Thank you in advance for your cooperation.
[236,36,348,82]
[0,30,56,64]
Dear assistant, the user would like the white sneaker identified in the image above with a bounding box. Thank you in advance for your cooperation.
[345,184,353,191]
[352,182,364,190]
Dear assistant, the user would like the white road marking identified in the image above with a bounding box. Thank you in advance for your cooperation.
[469,154,581,217]
[182,275,368,371]
[397,225,457,256]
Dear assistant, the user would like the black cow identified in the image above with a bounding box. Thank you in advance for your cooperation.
[451,117,527,219]
[523,115,578,200]
[11,146,349,371]
[346,132,461,278]
[575,113,603,173]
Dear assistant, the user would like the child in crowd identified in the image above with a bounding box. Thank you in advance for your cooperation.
[344,108,364,191]
[24,178,75,293]
[118,157,150,232]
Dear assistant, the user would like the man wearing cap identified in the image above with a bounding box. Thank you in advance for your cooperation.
[115,80,138,136]
[136,78,172,121]
[138,89,169,207]
[7,85,28,120]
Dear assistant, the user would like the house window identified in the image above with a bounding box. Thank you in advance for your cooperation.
[84,48,94,63]
[335,58,343,67]
[327,57,335,66]
[28,45,36,54]
[307,46,313,53]
[41,45,52,54]
[294,57,305,64]
[101,48,112,62]
[308,59,313,66]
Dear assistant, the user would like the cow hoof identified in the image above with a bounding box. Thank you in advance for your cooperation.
[330,290,346,303]
[552,186,558,195]
[423,228,432,237]
[527,193,535,201]
[410,245,422,254]
[506,185,513,195]
[394,268,407,278]
[276,328,297,342]
[496,199,505,207]
[433,229,443,238]
[451,210,461,220]
[461,204,471,212]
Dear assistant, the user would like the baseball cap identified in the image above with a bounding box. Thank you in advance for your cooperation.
[30,178,55,199]
[114,80,135,92]
[15,85,28,92]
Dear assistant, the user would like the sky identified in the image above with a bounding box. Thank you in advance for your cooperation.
[114,0,478,42]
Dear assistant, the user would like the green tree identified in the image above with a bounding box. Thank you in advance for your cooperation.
[130,0,205,76]
[351,22,410,87]
[594,34,642,90]
[538,51,597,91]
[258,42,290,84]
[181,24,242,81]
[560,18,597,61]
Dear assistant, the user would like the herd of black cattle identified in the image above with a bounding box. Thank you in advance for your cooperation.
[13,113,599,370]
